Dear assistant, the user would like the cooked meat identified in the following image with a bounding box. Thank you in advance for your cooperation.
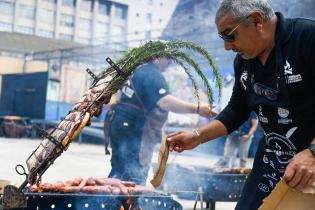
[210,166,251,174]
[86,177,96,186]
[72,178,83,186]
[29,177,152,195]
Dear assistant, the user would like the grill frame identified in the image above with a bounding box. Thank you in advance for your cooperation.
[159,164,249,202]
[3,192,182,210]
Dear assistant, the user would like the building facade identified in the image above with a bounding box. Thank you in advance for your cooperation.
[0,0,180,120]
[0,0,178,45]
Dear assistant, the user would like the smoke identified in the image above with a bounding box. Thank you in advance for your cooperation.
[156,163,247,202]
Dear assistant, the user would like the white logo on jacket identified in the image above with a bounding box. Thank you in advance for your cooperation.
[283,59,302,84]
[121,80,134,98]
[258,105,268,123]
[265,128,297,167]
[284,60,293,75]
[258,128,298,193]
[258,183,270,193]
[240,70,248,90]
[286,74,302,84]
[277,107,292,124]
[278,108,289,118]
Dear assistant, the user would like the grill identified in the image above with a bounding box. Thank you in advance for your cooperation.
[158,164,249,210]
[1,190,182,210]
[19,193,181,210]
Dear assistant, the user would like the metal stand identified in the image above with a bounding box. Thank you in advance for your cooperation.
[193,187,204,210]
[193,187,216,210]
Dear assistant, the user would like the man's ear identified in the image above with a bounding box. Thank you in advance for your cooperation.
[250,11,264,31]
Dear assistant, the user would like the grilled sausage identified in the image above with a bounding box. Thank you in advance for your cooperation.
[86,177,96,186]
[95,178,128,194]
[72,178,83,186]
[121,180,136,187]
[41,183,54,192]
[82,185,112,194]
[52,182,66,192]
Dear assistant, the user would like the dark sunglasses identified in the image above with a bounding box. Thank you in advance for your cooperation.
[218,22,242,42]
[253,83,278,101]
[218,15,250,42]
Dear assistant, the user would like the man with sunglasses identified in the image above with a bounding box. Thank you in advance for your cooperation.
[167,0,315,209]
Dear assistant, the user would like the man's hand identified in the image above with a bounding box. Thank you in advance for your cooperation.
[284,149,315,191]
[167,131,200,153]
[239,134,251,142]
[198,104,219,118]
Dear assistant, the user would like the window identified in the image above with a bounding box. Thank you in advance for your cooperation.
[111,25,124,35]
[19,4,35,19]
[114,3,127,20]
[38,9,55,24]
[0,1,14,15]
[97,22,108,35]
[42,0,56,3]
[60,14,74,27]
[99,0,110,16]
[37,29,54,38]
[59,33,73,41]
[15,25,34,34]
[111,25,125,42]
[62,0,75,7]
[146,13,152,28]
[80,0,92,12]
[145,30,151,40]
[47,81,60,101]
[0,21,12,32]
[78,18,91,31]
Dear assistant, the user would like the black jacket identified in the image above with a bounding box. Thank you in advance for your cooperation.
[217,12,315,140]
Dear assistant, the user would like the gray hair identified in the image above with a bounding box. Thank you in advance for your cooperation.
[215,0,274,24]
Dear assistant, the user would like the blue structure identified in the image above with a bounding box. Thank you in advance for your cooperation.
[0,72,48,119]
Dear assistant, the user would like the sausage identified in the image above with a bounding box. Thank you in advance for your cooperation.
[95,178,128,194]
[86,177,96,186]
[52,182,66,192]
[61,186,81,193]
[111,186,121,195]
[41,183,54,192]
[64,180,74,186]
[94,178,109,185]
[121,180,136,187]
[72,178,83,186]
[29,177,151,195]
[82,185,112,194]
[29,185,39,192]
[78,178,88,188]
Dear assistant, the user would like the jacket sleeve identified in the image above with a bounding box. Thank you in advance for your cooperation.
[216,56,252,134]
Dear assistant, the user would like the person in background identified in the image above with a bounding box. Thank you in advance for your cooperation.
[104,58,217,185]
[167,0,315,209]
[215,112,258,168]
